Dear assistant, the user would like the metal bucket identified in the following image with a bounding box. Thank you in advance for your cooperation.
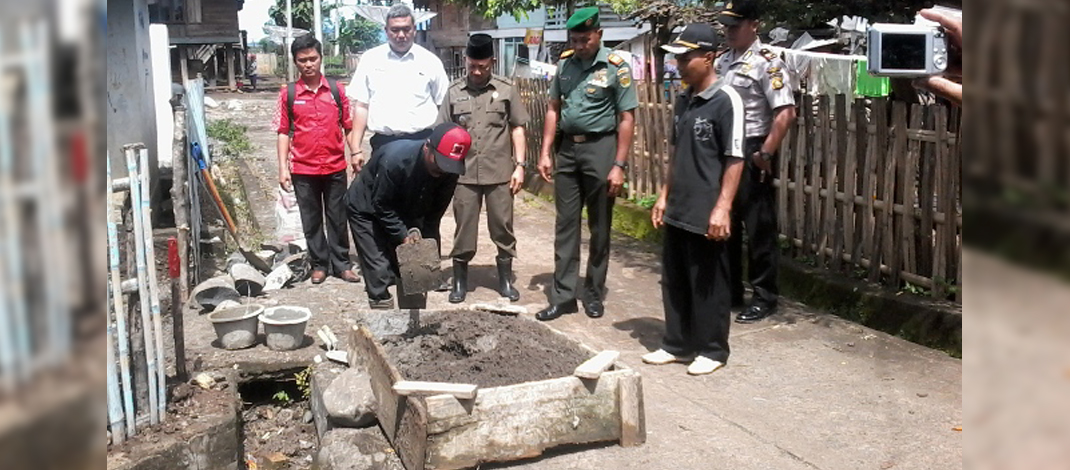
[260,306,312,351]
[207,304,264,350]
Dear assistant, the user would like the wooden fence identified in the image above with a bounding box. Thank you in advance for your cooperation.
[515,78,962,301]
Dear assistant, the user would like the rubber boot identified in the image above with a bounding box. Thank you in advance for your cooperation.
[496,257,520,302]
[448,260,467,304]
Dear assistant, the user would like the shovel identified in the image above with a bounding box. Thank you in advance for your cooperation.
[192,142,273,273]
[395,228,444,295]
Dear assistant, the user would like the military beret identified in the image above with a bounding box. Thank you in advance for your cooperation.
[566,7,601,32]
[466,33,494,60]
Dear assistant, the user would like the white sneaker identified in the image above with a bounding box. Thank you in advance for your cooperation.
[686,356,725,376]
[641,349,693,365]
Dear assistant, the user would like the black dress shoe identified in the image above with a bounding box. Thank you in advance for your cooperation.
[583,300,604,318]
[736,303,777,324]
[535,300,578,322]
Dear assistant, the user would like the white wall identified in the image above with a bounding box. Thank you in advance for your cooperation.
[150,24,173,170]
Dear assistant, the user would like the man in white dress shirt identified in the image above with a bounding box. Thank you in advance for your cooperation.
[346,3,450,173]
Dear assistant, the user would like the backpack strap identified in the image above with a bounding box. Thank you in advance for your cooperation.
[287,79,344,136]
[287,82,296,136]
[327,77,343,127]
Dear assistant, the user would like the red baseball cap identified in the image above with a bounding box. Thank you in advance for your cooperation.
[428,123,471,175]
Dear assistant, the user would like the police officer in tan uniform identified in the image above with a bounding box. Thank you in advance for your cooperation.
[438,34,530,304]
[716,0,797,323]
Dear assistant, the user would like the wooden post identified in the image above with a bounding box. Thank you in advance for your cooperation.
[225,45,236,90]
[179,46,190,89]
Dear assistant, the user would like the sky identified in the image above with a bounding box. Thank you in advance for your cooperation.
[240,0,276,42]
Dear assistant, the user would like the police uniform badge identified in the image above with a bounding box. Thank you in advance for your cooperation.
[771,75,784,90]
[617,67,631,88]
[741,63,752,73]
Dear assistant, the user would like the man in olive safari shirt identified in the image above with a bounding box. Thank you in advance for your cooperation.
[438,34,529,304]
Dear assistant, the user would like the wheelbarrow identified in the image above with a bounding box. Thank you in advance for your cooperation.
[395,228,445,296]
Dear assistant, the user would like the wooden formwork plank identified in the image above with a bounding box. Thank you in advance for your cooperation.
[574,350,619,379]
[618,371,646,447]
[421,370,636,469]
[349,325,428,470]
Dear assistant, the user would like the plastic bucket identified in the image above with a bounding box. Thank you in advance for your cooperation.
[207,304,263,350]
[259,306,311,351]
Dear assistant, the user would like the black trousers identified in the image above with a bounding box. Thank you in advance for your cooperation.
[728,136,780,307]
[660,225,732,362]
[369,128,433,154]
[291,171,351,275]
[550,134,615,305]
[348,210,443,301]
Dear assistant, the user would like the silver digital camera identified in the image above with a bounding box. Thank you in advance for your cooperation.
[866,23,949,77]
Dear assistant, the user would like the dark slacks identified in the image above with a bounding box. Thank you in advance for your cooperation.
[450,183,516,263]
[551,134,615,305]
[291,171,351,275]
[347,212,398,301]
[660,224,732,363]
[728,136,780,307]
[348,210,443,301]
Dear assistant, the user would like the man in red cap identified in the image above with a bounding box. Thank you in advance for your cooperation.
[345,123,472,309]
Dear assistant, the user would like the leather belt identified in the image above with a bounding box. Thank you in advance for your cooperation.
[564,131,615,143]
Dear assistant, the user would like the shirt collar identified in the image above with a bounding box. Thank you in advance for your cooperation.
[295,75,328,94]
[729,38,764,64]
[695,79,724,100]
[388,45,415,61]
[573,46,609,70]
[461,77,497,92]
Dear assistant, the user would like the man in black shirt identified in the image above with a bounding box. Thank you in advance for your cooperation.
[643,24,746,376]
[346,123,472,309]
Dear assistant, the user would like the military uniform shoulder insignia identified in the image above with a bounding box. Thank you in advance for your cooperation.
[607,53,624,66]
[560,49,575,59]
[759,48,778,61]
[616,66,631,88]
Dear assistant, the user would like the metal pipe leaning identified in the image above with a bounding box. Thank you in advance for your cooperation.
[125,144,161,426]
[108,154,137,436]
[139,147,168,422]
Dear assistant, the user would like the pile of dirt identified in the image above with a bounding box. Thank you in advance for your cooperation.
[380,311,593,388]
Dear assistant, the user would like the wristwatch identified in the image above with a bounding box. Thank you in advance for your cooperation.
[758,151,774,162]
[516,161,528,169]
[613,160,629,170]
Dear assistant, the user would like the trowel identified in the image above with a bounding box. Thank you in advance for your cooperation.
[395,228,444,295]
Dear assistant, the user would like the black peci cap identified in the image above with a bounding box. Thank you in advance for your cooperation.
[466,33,494,60]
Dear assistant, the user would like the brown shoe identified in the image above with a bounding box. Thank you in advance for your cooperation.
[340,269,361,283]
[311,269,327,284]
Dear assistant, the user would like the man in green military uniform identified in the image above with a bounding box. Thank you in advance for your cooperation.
[438,33,530,304]
[535,7,639,321]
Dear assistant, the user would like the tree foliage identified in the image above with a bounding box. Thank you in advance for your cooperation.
[269,0,337,31]
[336,16,383,53]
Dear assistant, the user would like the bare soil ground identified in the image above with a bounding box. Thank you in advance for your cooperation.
[380,310,593,388]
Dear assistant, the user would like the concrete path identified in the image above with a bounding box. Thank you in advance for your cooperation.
[198,92,962,470]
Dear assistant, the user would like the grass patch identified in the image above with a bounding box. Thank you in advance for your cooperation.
[207,118,253,158]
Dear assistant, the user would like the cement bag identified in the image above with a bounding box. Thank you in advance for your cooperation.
[275,187,305,246]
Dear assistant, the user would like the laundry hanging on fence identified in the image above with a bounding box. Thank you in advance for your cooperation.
[780,49,889,99]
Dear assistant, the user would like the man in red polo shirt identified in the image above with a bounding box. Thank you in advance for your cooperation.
[275,35,360,284]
